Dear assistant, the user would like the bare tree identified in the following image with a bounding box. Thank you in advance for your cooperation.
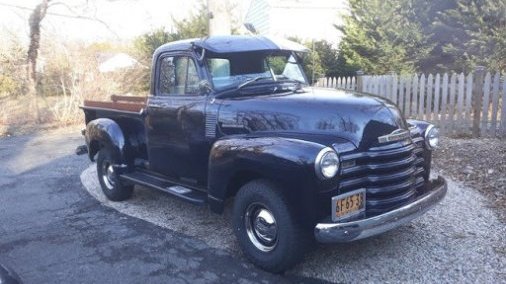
[27,0,50,84]
[27,0,51,121]
[25,0,118,121]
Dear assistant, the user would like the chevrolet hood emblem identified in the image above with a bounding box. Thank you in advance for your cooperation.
[378,129,411,143]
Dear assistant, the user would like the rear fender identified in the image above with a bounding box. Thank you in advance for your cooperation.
[85,118,126,162]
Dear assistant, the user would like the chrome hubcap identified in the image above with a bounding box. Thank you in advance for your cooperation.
[245,203,278,252]
[102,162,116,190]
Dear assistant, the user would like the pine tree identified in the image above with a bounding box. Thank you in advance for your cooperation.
[402,0,456,72]
[313,40,358,77]
[339,0,506,73]
[338,0,433,74]
[435,0,506,72]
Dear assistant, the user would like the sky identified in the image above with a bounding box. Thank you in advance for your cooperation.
[0,0,226,43]
[0,0,344,46]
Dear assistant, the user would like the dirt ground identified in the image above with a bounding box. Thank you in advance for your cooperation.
[0,96,83,137]
[433,137,506,222]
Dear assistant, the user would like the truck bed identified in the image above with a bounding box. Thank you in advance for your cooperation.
[83,95,147,113]
[82,95,147,124]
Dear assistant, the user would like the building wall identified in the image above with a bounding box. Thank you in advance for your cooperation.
[244,0,271,34]
[244,0,348,46]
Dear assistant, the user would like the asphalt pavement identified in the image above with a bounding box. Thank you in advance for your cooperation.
[1,128,505,283]
[0,128,323,283]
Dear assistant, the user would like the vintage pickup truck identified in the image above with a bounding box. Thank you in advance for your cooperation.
[77,35,447,272]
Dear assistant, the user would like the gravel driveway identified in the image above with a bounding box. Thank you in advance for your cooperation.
[81,162,506,283]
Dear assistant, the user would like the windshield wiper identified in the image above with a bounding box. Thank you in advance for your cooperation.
[237,76,272,90]
[215,76,301,99]
[277,79,306,90]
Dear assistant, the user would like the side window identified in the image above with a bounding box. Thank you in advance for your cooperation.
[206,58,231,89]
[159,57,175,94]
[158,55,201,96]
[174,57,188,95]
[186,59,200,94]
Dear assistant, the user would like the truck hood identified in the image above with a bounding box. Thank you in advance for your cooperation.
[216,87,408,149]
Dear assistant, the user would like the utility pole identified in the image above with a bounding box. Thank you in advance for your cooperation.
[207,0,231,36]
[311,40,315,85]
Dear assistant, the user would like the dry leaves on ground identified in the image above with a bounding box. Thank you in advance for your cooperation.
[433,137,506,222]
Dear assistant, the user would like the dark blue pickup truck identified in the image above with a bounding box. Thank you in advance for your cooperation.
[78,35,447,272]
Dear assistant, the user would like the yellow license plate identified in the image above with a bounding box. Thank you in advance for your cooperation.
[332,189,366,221]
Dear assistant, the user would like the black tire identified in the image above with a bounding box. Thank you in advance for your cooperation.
[96,148,133,201]
[232,179,311,273]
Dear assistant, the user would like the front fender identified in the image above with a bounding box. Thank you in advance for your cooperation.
[85,118,126,162]
[407,119,432,135]
[208,136,329,222]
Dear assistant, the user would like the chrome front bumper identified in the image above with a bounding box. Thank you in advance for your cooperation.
[314,176,447,243]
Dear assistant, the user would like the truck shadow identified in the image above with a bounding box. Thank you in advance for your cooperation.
[80,163,448,282]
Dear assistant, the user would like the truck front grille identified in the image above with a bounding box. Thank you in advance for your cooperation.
[338,137,426,216]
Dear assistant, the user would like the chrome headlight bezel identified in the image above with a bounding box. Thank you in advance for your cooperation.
[424,124,439,150]
[315,147,340,179]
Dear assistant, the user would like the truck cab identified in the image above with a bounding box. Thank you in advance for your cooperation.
[79,35,447,273]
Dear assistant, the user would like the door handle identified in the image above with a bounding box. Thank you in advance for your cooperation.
[148,105,164,109]
[139,108,147,117]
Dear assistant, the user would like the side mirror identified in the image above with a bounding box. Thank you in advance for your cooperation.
[199,80,213,95]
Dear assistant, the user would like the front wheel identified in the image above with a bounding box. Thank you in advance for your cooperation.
[96,148,133,201]
[232,179,311,273]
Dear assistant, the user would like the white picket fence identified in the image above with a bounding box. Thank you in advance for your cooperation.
[316,71,506,138]
[317,76,357,91]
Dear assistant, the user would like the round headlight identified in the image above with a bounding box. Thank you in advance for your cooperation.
[315,148,339,179]
[424,125,439,149]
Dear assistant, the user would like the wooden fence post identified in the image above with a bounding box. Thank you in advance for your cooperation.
[392,73,398,105]
[456,73,465,132]
[464,73,473,135]
[502,78,506,138]
[472,66,485,137]
[490,73,500,137]
[481,72,492,137]
[440,73,449,133]
[356,70,364,92]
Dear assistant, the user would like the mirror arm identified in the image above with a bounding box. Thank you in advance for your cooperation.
[197,48,206,62]
[198,80,213,95]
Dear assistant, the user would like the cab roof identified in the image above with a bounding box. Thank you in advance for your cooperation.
[153,35,309,56]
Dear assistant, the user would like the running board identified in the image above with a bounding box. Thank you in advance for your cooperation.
[120,171,207,205]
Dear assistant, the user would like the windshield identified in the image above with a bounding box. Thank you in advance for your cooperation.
[206,52,307,90]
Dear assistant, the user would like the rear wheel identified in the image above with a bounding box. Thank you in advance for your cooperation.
[232,179,311,273]
[96,148,133,201]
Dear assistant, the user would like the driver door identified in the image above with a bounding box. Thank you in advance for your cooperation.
[146,53,209,185]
